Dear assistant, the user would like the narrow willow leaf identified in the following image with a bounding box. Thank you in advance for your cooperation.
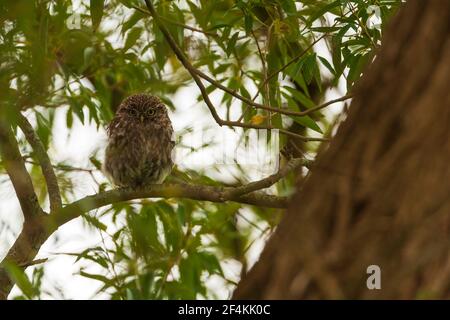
[318,56,336,75]
[3,262,37,299]
[124,27,142,51]
[90,0,104,31]
[226,32,239,56]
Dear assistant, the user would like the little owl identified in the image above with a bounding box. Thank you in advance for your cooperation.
[103,94,174,188]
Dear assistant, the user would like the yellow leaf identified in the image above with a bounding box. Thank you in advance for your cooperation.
[251,115,266,125]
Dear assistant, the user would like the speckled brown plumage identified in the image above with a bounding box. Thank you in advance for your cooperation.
[103,94,174,187]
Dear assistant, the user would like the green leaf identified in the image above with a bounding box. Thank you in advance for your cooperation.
[282,90,323,133]
[213,63,231,75]
[283,86,314,109]
[65,247,109,268]
[226,32,239,56]
[3,262,37,299]
[197,251,223,276]
[90,0,104,31]
[318,56,335,75]
[307,0,341,25]
[124,27,143,51]
[82,213,107,231]
[347,53,370,88]
[291,115,323,134]
[66,108,73,129]
[310,26,341,33]
[121,11,145,35]
[117,0,135,8]
[156,202,182,251]
[179,254,204,298]
[244,14,253,34]
[83,47,95,70]
[89,156,102,170]
[285,58,310,96]
[69,99,85,124]
[34,111,52,150]
[331,34,343,75]
[277,0,297,16]
[79,271,114,286]
[302,53,317,85]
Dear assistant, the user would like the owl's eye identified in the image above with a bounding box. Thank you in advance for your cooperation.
[146,109,156,117]
[127,107,138,117]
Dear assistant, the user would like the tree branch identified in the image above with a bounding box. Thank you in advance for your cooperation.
[18,258,48,269]
[16,113,62,213]
[0,114,47,300]
[52,157,307,228]
[251,34,327,101]
[0,117,41,219]
[142,0,327,142]
[0,158,297,298]
[0,143,306,300]
[219,121,329,142]
[143,0,222,121]
[54,184,282,229]
[132,5,219,37]
[140,3,348,120]
[191,65,352,117]
[226,158,311,197]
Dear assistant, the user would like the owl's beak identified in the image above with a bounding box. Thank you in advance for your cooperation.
[140,115,144,122]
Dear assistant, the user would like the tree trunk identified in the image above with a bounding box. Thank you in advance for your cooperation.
[234,0,450,299]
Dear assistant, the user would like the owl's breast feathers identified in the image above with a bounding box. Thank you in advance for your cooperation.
[104,100,174,187]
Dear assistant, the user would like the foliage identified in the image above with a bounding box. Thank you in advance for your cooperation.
[0,0,401,299]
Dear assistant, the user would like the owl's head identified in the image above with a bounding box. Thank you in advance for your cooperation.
[118,94,168,122]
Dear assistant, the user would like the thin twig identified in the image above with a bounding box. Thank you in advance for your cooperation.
[141,1,329,142]
[251,33,327,102]
[226,158,309,197]
[18,258,48,268]
[347,3,377,49]
[188,60,345,119]
[132,5,218,37]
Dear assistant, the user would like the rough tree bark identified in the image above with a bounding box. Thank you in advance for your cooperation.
[234,1,450,299]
